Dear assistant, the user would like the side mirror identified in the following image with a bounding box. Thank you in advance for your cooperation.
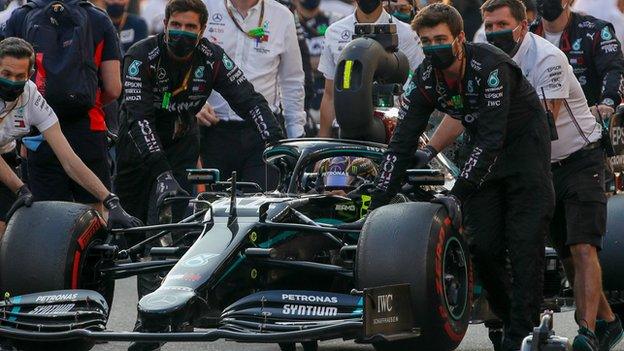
[406,169,445,186]
[187,168,220,185]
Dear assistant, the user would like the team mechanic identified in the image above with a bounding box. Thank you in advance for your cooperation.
[532,0,624,119]
[483,1,624,350]
[354,4,555,350]
[115,1,283,349]
[484,1,623,350]
[0,38,140,235]
[115,0,283,225]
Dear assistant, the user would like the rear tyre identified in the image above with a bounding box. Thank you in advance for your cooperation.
[357,202,472,351]
[601,195,624,316]
[0,202,113,351]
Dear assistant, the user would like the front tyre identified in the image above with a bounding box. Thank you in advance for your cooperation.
[356,202,472,351]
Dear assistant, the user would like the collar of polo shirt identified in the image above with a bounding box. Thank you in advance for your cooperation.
[226,0,263,18]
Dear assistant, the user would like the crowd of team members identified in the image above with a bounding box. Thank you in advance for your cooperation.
[0,0,621,350]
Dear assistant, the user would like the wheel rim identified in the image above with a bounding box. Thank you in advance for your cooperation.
[442,236,469,320]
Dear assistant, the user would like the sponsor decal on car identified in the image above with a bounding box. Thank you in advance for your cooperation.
[282,304,338,317]
[281,294,339,304]
[167,273,202,282]
[182,253,220,267]
[29,304,75,315]
[35,293,78,303]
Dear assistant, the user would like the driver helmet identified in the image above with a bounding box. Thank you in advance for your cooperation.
[316,156,378,191]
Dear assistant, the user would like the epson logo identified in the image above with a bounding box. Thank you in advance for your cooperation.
[335,204,356,211]
[282,304,338,317]
[281,294,339,304]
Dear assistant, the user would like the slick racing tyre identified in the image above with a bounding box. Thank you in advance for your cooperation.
[0,202,113,351]
[602,194,624,317]
[356,202,472,351]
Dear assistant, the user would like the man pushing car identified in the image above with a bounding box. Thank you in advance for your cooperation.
[356,3,555,350]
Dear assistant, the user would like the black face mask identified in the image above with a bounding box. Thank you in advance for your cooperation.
[537,0,566,21]
[356,0,381,14]
[423,39,458,70]
[0,78,26,102]
[300,0,320,10]
[486,26,521,56]
[106,3,125,19]
[166,29,199,58]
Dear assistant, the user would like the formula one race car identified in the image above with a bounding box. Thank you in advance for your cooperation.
[0,138,623,351]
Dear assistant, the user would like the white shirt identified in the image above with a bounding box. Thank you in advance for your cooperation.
[513,32,601,161]
[473,23,487,43]
[0,0,22,26]
[319,0,355,18]
[573,0,624,54]
[544,30,563,48]
[0,81,57,154]
[203,0,306,138]
[317,10,425,81]
[140,0,167,35]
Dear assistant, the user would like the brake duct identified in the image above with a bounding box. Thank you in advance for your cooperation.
[334,23,410,143]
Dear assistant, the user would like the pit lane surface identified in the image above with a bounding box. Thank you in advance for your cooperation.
[93,278,624,351]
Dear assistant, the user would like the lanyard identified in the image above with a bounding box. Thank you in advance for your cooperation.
[160,62,194,109]
[434,55,466,110]
[225,0,266,39]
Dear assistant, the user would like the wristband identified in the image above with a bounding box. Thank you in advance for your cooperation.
[103,193,119,210]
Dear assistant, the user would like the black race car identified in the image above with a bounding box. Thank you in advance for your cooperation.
[0,138,623,351]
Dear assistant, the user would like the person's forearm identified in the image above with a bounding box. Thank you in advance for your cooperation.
[0,155,23,193]
[319,93,335,138]
[62,156,110,202]
[429,115,464,152]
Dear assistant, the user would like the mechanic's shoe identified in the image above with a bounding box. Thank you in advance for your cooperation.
[596,315,624,351]
[573,327,599,351]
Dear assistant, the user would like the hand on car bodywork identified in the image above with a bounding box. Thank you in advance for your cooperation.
[5,185,33,222]
[104,194,144,229]
[152,171,190,213]
[431,194,462,229]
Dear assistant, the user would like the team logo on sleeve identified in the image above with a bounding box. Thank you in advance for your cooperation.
[222,53,234,70]
[194,66,205,79]
[487,70,500,88]
[572,39,581,51]
[404,81,416,96]
[128,60,142,76]
[601,27,613,41]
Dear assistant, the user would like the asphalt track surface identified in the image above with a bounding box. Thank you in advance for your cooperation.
[92,278,624,351]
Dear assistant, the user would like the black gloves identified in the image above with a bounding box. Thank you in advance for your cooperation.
[414,145,438,169]
[5,185,33,222]
[431,194,462,229]
[152,171,190,212]
[104,193,143,229]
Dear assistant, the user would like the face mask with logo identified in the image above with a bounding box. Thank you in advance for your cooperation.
[486,24,521,56]
[356,0,381,14]
[423,38,458,70]
[300,0,320,10]
[537,0,567,21]
[166,29,199,58]
[0,77,26,102]
[392,11,412,23]
[106,3,125,19]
